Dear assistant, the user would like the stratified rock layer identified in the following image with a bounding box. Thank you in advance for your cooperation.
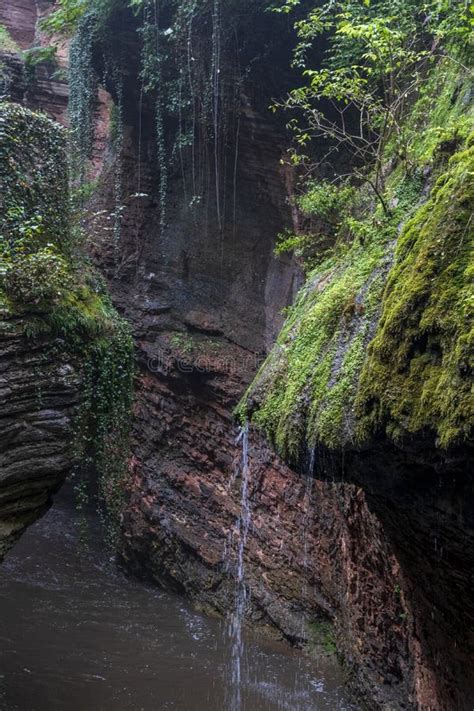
[87,8,418,708]
[0,323,79,559]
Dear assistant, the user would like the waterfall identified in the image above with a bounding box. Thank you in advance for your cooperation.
[228,422,252,711]
[301,449,315,586]
[300,449,315,648]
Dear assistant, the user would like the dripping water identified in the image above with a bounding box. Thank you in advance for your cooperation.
[228,422,252,711]
[294,448,316,695]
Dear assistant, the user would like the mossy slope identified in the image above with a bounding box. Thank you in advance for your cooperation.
[241,66,473,460]
[357,143,473,447]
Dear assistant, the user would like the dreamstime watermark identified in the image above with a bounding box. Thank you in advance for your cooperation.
[147,348,269,375]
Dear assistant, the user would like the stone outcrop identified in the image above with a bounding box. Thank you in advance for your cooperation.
[0,0,110,171]
[0,322,79,560]
[0,99,132,562]
[242,65,474,710]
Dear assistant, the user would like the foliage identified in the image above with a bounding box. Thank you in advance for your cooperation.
[0,24,20,54]
[1,246,71,308]
[23,45,58,68]
[44,0,271,235]
[242,181,410,457]
[68,11,96,184]
[75,318,134,548]
[275,180,356,271]
[40,0,90,36]
[0,102,70,251]
[273,0,473,206]
[0,100,134,548]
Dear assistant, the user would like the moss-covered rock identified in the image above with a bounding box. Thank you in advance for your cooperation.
[357,143,473,447]
[240,65,473,460]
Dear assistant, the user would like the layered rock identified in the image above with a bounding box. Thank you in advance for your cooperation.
[0,322,79,560]
[0,0,110,171]
[80,5,419,708]
[2,3,471,710]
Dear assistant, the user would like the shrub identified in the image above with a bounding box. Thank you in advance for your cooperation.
[1,247,72,309]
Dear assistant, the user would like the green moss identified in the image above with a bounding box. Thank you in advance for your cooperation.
[246,176,418,459]
[241,63,473,459]
[357,143,474,447]
[402,61,473,167]
[307,619,337,656]
[0,102,70,251]
[0,25,20,54]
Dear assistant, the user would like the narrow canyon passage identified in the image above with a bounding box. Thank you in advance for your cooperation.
[0,489,356,711]
[0,0,472,708]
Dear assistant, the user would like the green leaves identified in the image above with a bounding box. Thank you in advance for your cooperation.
[40,0,89,37]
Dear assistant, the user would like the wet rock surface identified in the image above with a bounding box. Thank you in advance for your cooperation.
[0,322,80,560]
[92,22,417,708]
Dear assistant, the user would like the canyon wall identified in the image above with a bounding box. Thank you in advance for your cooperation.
[84,6,423,709]
[243,63,474,710]
[0,102,78,560]
[0,96,132,561]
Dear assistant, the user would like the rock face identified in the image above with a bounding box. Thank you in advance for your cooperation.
[0,101,78,561]
[0,323,79,560]
[0,0,69,122]
[0,0,110,171]
[0,99,132,563]
[242,66,474,710]
[86,6,420,709]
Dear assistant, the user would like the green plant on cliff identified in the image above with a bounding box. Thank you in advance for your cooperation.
[244,170,423,457]
[0,102,134,547]
[239,22,473,458]
[275,180,357,271]
[356,141,474,447]
[0,24,20,54]
[74,315,134,548]
[43,0,274,233]
[273,0,472,207]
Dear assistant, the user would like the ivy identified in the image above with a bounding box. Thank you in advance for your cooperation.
[74,320,134,548]
[0,101,134,549]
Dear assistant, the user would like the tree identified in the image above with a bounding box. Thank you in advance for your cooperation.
[273,0,472,211]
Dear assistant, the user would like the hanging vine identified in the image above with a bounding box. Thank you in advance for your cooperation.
[140,0,168,228]
[68,10,96,185]
[63,0,266,236]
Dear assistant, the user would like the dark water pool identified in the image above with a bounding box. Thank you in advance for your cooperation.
[0,494,357,711]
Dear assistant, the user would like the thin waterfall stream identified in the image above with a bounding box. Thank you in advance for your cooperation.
[229,423,252,711]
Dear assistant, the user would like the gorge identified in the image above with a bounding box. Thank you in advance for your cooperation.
[0,1,472,710]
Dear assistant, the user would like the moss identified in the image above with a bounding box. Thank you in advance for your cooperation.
[357,143,474,447]
[241,63,473,460]
[0,102,70,251]
[0,25,20,54]
[307,619,337,656]
[246,176,417,459]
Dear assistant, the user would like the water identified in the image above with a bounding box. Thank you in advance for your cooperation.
[0,489,358,711]
[228,424,252,710]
